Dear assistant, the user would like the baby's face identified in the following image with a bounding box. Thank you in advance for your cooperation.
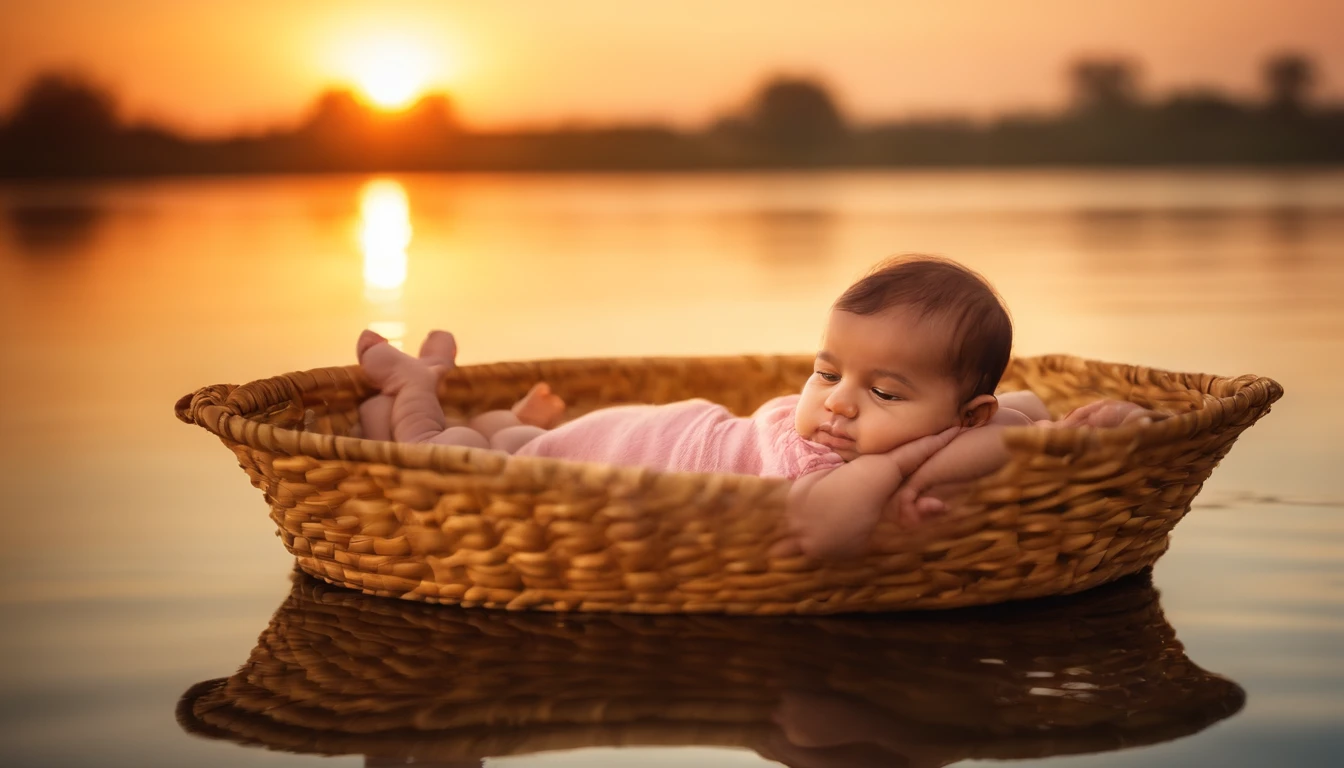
[795,307,963,461]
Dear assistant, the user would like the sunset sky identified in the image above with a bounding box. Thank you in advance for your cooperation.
[2,0,1342,135]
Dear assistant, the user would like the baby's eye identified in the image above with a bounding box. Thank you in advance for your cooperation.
[816,371,840,383]
[872,388,902,402]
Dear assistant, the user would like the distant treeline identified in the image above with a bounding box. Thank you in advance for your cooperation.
[1,53,1341,178]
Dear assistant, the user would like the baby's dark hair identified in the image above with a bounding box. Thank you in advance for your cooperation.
[833,255,1012,401]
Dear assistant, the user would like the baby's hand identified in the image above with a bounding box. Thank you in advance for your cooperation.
[774,427,959,560]
[893,425,1013,527]
[886,426,964,475]
[891,401,1169,525]
[1060,399,1166,428]
[894,489,952,527]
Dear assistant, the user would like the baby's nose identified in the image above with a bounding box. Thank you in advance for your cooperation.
[825,391,858,418]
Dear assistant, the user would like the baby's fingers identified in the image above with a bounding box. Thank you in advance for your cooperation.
[1122,407,1166,425]
[889,426,961,478]
[895,485,921,527]
[769,536,803,559]
[900,498,946,528]
[916,496,946,516]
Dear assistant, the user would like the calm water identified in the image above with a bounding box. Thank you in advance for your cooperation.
[0,170,1341,767]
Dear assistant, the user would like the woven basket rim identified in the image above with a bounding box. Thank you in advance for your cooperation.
[175,352,1283,478]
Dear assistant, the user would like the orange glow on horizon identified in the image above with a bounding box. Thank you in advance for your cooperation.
[1,1,1341,133]
[346,38,438,111]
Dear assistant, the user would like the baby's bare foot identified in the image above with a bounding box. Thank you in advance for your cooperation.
[357,329,435,395]
[418,330,458,370]
[511,382,566,428]
[356,328,388,359]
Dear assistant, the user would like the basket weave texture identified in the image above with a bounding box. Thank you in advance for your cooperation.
[176,354,1281,614]
[177,570,1243,763]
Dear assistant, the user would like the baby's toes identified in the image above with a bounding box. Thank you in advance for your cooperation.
[356,329,387,359]
[513,383,567,428]
[538,393,567,428]
[418,330,458,368]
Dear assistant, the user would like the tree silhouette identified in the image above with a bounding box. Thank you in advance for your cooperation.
[1069,59,1141,113]
[284,88,461,169]
[747,77,846,154]
[3,55,1341,177]
[298,89,374,141]
[1263,53,1316,111]
[3,71,120,145]
[404,94,458,132]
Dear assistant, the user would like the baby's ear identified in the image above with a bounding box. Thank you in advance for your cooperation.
[960,394,998,428]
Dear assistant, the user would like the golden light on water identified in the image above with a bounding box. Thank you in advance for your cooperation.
[358,178,411,347]
[360,179,411,289]
[367,320,408,345]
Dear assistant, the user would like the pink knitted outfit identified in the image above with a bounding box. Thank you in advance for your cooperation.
[514,394,844,478]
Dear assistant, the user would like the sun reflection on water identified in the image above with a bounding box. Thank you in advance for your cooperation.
[358,178,411,348]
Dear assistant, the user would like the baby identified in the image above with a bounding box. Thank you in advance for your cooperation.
[356,256,1158,559]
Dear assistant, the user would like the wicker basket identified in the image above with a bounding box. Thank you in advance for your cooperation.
[177,569,1243,764]
[175,354,1281,614]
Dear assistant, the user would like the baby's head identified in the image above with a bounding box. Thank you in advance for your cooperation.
[795,255,1012,460]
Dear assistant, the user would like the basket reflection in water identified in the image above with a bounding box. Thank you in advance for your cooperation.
[177,569,1243,767]
[175,354,1282,613]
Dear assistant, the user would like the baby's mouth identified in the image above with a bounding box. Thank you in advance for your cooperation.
[814,425,855,449]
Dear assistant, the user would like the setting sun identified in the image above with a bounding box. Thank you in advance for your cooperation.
[349,39,434,110]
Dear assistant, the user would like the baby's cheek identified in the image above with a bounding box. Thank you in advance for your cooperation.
[794,412,812,438]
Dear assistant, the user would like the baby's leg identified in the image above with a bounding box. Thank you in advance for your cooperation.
[426,425,491,449]
[359,330,458,440]
[466,382,567,437]
[358,330,457,444]
[468,410,525,438]
[489,425,547,454]
[358,395,394,441]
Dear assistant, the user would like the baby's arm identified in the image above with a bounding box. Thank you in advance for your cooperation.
[779,427,960,559]
[996,390,1051,422]
[891,421,1020,523]
[895,397,1169,521]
